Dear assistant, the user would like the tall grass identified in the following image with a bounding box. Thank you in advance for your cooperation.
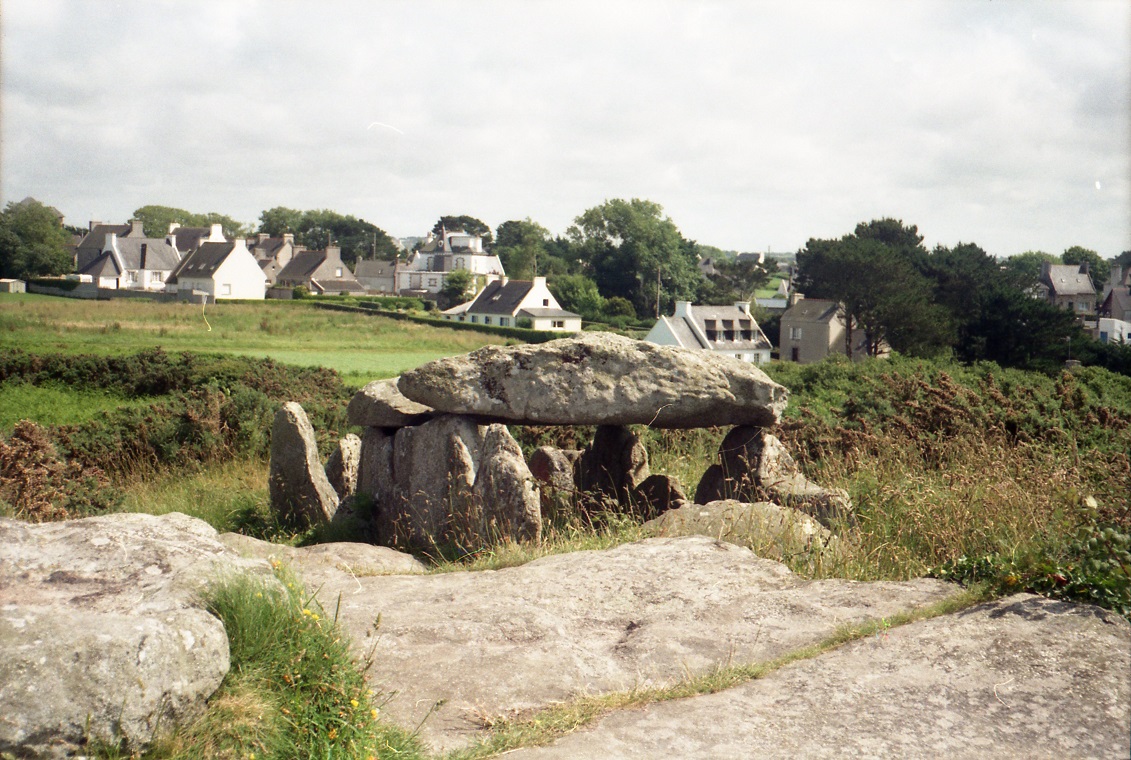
[94,565,425,759]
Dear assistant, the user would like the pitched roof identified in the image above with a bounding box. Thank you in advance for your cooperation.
[78,251,122,279]
[466,279,536,315]
[354,259,395,278]
[681,304,771,351]
[115,238,179,271]
[248,236,289,259]
[782,298,842,323]
[1042,264,1096,297]
[518,307,579,319]
[76,223,130,251]
[166,242,237,283]
[277,249,329,281]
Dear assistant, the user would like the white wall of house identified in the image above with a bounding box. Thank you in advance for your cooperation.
[526,313,583,331]
[1098,318,1130,345]
[175,240,265,300]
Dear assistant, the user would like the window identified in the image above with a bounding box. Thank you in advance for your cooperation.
[552,320,564,328]
[335,267,343,277]
[500,317,509,326]
[484,317,492,325]
[791,347,800,362]
[428,278,437,287]
[470,316,478,323]
[789,326,803,340]
[221,283,232,296]
[543,299,550,306]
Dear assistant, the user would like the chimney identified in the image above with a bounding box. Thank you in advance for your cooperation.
[128,219,145,237]
[209,223,224,241]
[532,275,546,289]
[500,276,509,287]
[283,233,294,245]
[89,220,101,232]
[326,245,342,262]
[674,301,691,318]
[734,301,751,315]
[168,222,181,234]
[257,232,269,243]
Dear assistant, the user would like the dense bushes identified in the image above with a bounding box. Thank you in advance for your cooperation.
[1,350,354,516]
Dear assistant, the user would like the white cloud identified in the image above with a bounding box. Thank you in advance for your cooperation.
[2,0,1127,257]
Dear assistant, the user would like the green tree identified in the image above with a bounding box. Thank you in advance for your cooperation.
[1002,251,1059,290]
[494,218,550,280]
[258,208,398,265]
[796,221,951,357]
[567,198,702,318]
[1062,246,1107,289]
[132,205,251,238]
[699,257,771,303]
[432,215,493,248]
[548,273,605,321]
[0,199,73,278]
[439,268,473,309]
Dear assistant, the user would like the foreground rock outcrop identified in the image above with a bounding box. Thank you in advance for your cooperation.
[0,513,272,758]
[506,595,1131,759]
[397,332,789,428]
[318,536,960,753]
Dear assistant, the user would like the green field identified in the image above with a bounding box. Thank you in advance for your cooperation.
[0,293,509,387]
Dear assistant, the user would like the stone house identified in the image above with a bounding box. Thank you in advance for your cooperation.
[1037,262,1097,319]
[73,221,132,272]
[275,246,365,294]
[248,233,303,286]
[645,301,773,364]
[165,239,266,300]
[353,259,397,293]
[397,230,505,295]
[167,223,228,257]
[442,276,581,331]
[1098,265,1131,344]
[779,298,873,363]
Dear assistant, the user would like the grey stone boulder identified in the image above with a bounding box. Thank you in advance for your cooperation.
[269,401,339,527]
[325,433,361,500]
[383,415,541,546]
[472,426,542,542]
[506,595,1131,760]
[528,445,582,515]
[218,532,426,588]
[398,332,788,428]
[347,377,435,428]
[0,512,273,759]
[695,427,851,526]
[629,474,689,518]
[576,426,650,507]
[321,536,958,753]
[643,499,834,562]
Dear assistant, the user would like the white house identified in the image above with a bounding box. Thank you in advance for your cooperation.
[443,276,582,331]
[165,239,265,300]
[645,301,772,364]
[76,221,181,291]
[397,230,505,295]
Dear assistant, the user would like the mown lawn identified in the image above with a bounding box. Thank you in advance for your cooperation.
[0,293,508,387]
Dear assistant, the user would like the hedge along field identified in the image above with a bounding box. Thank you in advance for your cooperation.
[0,293,510,387]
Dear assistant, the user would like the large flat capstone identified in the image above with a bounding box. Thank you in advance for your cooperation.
[506,595,1131,759]
[397,332,789,428]
[315,535,958,753]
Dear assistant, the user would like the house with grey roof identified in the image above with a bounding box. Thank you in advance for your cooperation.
[76,221,181,291]
[779,297,875,363]
[167,223,228,258]
[354,258,397,293]
[74,221,133,272]
[1098,265,1131,344]
[442,276,581,331]
[275,246,365,295]
[1037,262,1097,319]
[397,230,505,295]
[165,239,265,300]
[248,233,302,285]
[645,301,772,364]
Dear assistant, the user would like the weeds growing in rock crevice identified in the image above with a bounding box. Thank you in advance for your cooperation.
[89,563,426,760]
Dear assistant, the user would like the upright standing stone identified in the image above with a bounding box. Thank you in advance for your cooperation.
[473,426,542,542]
[325,433,362,500]
[576,426,651,506]
[269,402,339,527]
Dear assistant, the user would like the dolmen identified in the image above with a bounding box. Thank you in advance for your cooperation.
[271,332,848,548]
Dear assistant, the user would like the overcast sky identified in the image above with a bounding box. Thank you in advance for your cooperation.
[2,0,1128,258]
